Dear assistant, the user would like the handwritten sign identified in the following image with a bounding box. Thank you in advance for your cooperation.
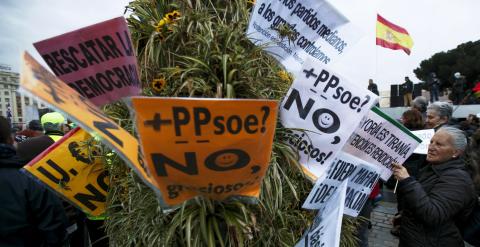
[23,128,108,216]
[280,60,377,179]
[302,152,381,217]
[132,97,278,206]
[411,129,434,154]
[296,179,347,247]
[342,107,422,180]
[247,0,362,73]
[34,17,140,106]
[19,52,157,196]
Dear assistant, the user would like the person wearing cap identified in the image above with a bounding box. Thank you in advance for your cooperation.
[14,120,44,143]
[41,112,66,142]
[452,72,466,105]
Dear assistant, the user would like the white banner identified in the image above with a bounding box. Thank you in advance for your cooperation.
[302,152,381,217]
[295,179,347,247]
[411,129,434,154]
[280,60,377,179]
[342,107,422,181]
[247,0,362,74]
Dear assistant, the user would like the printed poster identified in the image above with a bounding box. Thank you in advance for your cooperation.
[302,152,381,217]
[342,107,422,180]
[34,17,140,106]
[280,59,377,179]
[23,128,108,216]
[132,97,278,206]
[20,52,157,197]
[247,0,362,74]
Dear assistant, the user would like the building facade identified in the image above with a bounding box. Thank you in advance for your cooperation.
[0,64,46,125]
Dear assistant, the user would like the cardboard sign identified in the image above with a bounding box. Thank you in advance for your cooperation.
[23,128,108,216]
[296,179,346,247]
[20,52,157,194]
[280,60,377,179]
[342,107,422,180]
[302,152,381,217]
[411,129,434,154]
[34,17,140,106]
[247,0,362,74]
[132,97,278,206]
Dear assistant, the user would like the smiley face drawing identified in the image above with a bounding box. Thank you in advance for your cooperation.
[312,109,340,134]
[214,153,239,168]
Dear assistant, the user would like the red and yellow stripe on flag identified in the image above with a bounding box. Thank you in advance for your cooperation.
[473,82,480,98]
[376,14,413,55]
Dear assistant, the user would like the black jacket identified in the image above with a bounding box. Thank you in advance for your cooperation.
[402,80,413,94]
[0,143,67,246]
[397,158,476,247]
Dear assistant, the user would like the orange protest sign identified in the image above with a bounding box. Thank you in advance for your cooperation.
[20,52,157,191]
[132,97,278,206]
[23,128,108,216]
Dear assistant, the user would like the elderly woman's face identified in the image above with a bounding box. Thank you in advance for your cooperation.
[427,131,459,164]
[425,109,446,129]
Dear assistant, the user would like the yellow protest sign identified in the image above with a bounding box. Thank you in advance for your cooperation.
[23,128,107,216]
[20,52,157,191]
[132,97,278,206]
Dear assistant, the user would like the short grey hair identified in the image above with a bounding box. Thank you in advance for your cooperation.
[427,101,453,120]
[412,96,428,113]
[438,126,467,151]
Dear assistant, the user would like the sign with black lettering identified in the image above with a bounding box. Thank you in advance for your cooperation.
[280,60,377,179]
[411,129,434,154]
[295,178,347,247]
[23,128,108,216]
[20,52,158,197]
[34,17,140,106]
[302,152,381,217]
[247,0,362,73]
[132,97,278,206]
[342,107,422,180]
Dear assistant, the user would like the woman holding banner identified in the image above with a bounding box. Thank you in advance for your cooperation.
[392,127,476,247]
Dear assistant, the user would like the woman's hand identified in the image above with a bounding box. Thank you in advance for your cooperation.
[392,163,410,181]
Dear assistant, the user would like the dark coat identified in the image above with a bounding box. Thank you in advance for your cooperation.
[402,79,413,94]
[397,158,476,247]
[0,143,67,246]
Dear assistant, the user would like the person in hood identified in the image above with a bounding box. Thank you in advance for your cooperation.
[0,116,68,246]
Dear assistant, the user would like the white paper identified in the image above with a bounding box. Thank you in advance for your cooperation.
[411,129,434,154]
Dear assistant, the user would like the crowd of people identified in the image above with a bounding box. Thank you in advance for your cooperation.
[0,112,107,247]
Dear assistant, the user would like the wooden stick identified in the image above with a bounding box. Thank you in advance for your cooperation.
[393,179,399,194]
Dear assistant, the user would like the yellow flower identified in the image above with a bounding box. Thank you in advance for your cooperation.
[154,10,181,32]
[151,78,167,92]
[277,70,293,83]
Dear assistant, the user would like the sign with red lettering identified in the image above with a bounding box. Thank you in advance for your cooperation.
[34,17,140,106]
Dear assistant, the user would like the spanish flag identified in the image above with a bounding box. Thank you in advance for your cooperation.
[376,14,413,55]
[473,82,480,99]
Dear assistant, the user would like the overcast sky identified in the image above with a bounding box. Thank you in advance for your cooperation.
[1,0,480,92]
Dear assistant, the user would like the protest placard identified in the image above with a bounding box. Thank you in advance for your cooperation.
[411,129,434,154]
[342,107,422,180]
[34,17,140,106]
[19,52,157,194]
[132,97,278,206]
[23,128,108,216]
[247,0,362,74]
[296,179,347,247]
[280,59,377,179]
[302,152,381,217]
